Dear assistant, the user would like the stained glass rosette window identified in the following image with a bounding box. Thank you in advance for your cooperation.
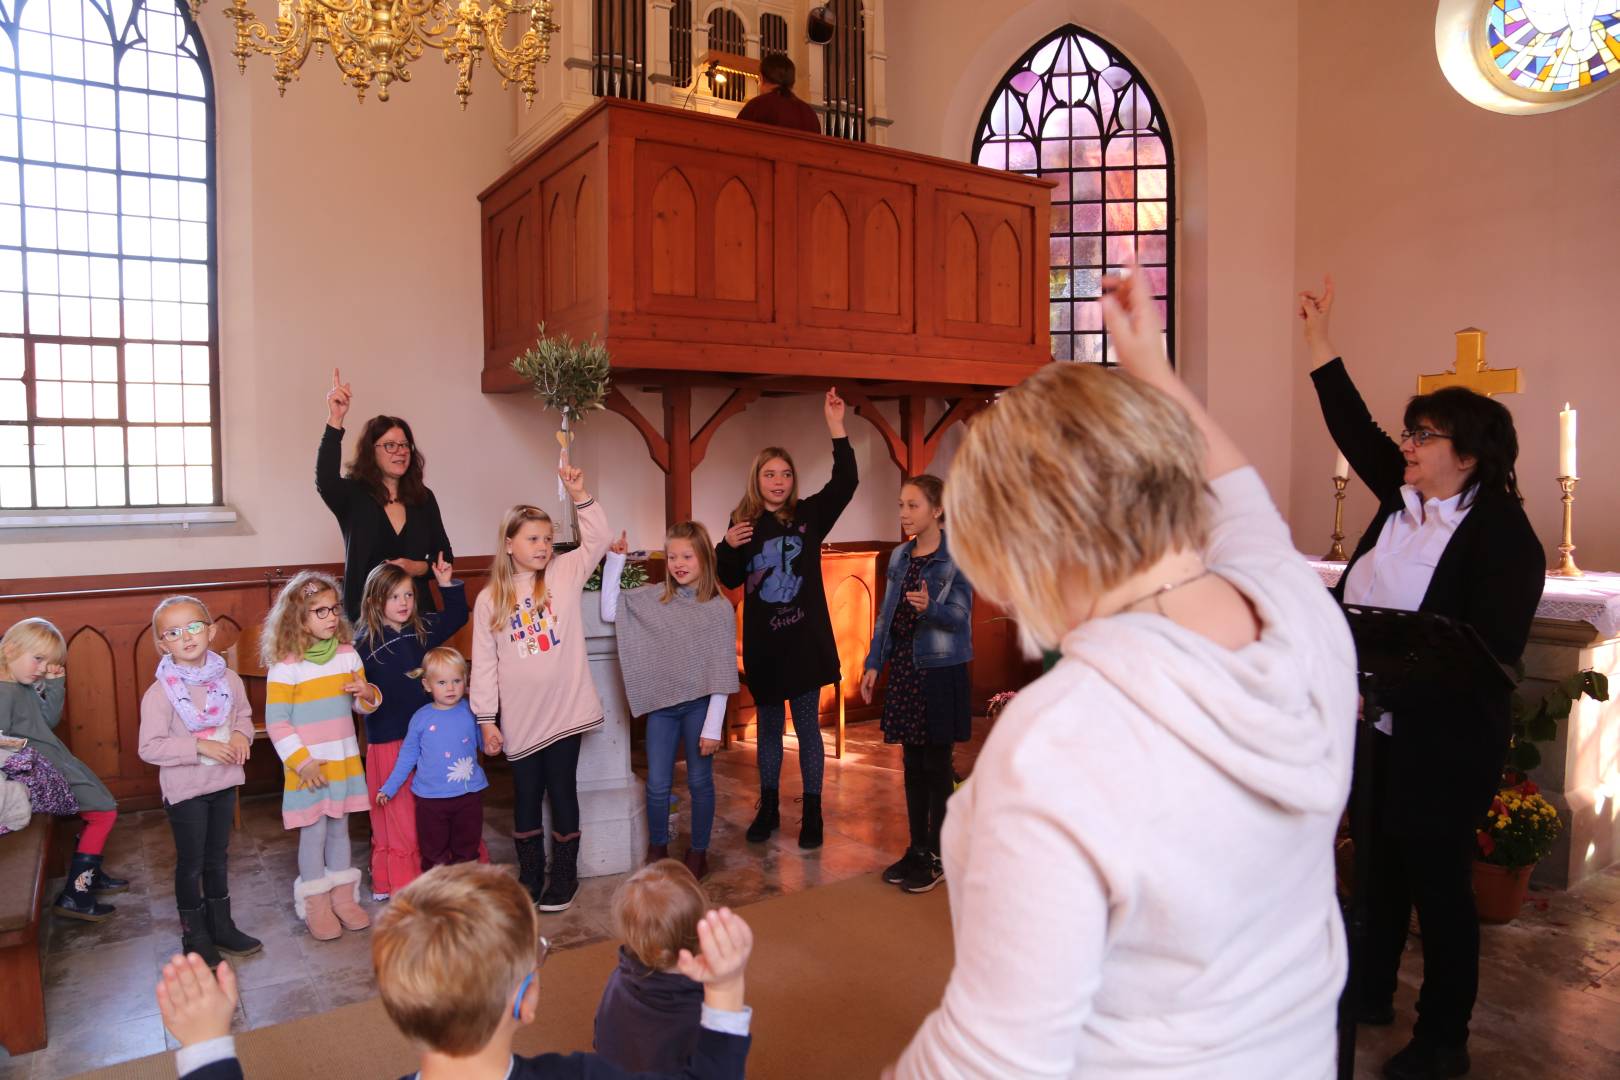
[972,25,1172,365]
[1480,0,1620,102]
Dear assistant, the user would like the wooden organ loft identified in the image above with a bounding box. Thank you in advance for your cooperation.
[478,98,1051,731]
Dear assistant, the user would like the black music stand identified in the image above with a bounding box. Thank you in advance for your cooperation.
[1336,604,1514,1080]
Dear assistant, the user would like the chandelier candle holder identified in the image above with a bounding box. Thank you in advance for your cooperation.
[1552,476,1582,578]
[190,0,559,106]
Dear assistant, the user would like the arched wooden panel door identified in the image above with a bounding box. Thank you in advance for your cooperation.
[797,166,915,333]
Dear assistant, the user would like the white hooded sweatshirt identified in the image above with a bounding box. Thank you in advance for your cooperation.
[895,467,1358,1079]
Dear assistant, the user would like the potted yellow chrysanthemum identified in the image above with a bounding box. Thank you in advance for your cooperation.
[1473,778,1562,924]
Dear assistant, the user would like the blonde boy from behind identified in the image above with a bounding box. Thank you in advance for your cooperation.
[156,863,756,1080]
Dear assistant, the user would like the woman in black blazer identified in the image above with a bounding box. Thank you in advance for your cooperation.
[318,369,453,621]
[1301,279,1543,1080]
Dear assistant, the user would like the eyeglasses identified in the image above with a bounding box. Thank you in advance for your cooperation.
[1399,428,1453,447]
[512,936,551,1020]
[377,441,412,455]
[308,605,341,619]
[157,620,209,642]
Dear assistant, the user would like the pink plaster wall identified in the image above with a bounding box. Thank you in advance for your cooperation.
[1290,2,1620,571]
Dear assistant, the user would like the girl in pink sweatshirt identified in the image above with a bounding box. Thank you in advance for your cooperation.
[137,595,262,968]
[472,461,610,913]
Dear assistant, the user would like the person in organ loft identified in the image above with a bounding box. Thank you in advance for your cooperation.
[735,53,822,135]
[717,388,857,852]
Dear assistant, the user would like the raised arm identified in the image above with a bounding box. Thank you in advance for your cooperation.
[423,575,469,649]
[796,389,859,539]
[599,543,628,623]
[38,672,65,728]
[315,369,354,519]
[1101,263,1246,481]
[1299,277,1406,501]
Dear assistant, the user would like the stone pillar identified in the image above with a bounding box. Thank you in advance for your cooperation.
[542,598,647,876]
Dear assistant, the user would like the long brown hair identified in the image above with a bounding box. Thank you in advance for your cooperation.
[486,505,554,632]
[661,521,721,603]
[346,415,429,506]
[261,570,354,666]
[357,562,426,648]
[731,446,798,527]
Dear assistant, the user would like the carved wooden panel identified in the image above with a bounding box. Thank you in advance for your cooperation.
[484,190,539,357]
[797,167,914,333]
[634,140,774,322]
[936,190,1035,343]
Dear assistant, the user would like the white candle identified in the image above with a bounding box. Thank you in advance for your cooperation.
[1559,403,1577,478]
[1332,450,1349,480]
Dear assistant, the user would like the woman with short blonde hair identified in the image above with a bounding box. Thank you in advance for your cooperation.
[891,267,1358,1079]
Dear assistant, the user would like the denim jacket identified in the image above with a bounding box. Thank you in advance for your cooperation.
[864,531,974,672]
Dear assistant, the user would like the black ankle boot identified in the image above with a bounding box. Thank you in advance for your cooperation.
[205,896,263,957]
[90,863,129,895]
[539,837,580,912]
[179,905,223,968]
[53,853,116,922]
[514,836,546,902]
[746,788,780,843]
[798,794,824,850]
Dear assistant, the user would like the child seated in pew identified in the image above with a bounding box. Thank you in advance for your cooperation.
[593,859,712,1072]
[155,862,756,1080]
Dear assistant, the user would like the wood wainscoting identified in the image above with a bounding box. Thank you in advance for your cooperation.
[1,551,1037,810]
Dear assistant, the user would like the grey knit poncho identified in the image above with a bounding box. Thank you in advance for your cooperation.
[614,585,740,717]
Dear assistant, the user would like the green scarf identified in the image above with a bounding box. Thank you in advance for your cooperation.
[304,636,338,665]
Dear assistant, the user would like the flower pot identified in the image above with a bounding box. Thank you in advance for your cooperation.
[1472,860,1533,924]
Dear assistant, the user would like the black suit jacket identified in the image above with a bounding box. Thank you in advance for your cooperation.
[1311,358,1544,821]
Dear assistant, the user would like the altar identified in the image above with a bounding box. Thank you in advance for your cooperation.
[1311,562,1620,888]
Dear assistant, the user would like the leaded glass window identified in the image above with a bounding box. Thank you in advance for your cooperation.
[1483,0,1620,98]
[972,25,1173,365]
[0,0,218,509]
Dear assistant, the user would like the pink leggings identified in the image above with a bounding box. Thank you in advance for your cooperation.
[76,810,118,855]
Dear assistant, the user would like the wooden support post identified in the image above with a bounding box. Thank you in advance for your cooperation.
[663,387,693,525]
[898,396,929,478]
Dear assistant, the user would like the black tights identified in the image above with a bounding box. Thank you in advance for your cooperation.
[510,734,584,839]
[165,788,235,909]
[902,744,954,855]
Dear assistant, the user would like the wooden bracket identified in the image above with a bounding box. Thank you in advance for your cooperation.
[690,388,761,469]
[842,387,906,474]
[605,387,670,473]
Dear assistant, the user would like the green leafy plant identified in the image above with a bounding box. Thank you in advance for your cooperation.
[510,323,613,430]
[1507,669,1609,772]
[584,558,650,593]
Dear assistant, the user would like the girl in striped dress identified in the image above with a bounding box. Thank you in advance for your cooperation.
[262,570,381,941]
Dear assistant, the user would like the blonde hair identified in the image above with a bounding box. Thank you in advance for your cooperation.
[374,864,538,1057]
[357,562,426,648]
[660,521,721,604]
[611,859,708,972]
[260,571,353,667]
[487,505,554,633]
[151,595,212,645]
[419,645,467,681]
[731,446,798,527]
[945,364,1210,653]
[0,617,66,672]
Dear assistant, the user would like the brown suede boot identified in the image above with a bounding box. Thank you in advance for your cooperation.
[327,868,370,931]
[646,842,669,864]
[295,876,341,941]
[683,847,709,880]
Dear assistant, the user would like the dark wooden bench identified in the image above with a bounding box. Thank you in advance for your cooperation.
[0,814,53,1055]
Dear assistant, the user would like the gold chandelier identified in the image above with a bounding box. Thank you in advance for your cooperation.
[188,0,560,106]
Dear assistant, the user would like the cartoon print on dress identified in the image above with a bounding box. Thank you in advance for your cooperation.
[508,595,562,657]
[745,534,805,604]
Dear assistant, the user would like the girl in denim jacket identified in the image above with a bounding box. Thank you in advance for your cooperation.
[859,474,973,894]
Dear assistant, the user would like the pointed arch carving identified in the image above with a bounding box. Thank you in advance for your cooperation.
[650,168,698,297]
[809,191,851,311]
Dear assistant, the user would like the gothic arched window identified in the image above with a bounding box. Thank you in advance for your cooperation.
[0,0,219,509]
[972,25,1173,364]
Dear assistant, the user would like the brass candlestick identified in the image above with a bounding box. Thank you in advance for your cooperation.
[1325,475,1349,562]
[1552,476,1583,577]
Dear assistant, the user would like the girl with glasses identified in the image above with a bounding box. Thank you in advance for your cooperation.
[318,368,454,622]
[261,570,383,941]
[138,595,260,966]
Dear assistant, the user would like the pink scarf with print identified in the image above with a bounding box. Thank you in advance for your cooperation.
[157,652,234,734]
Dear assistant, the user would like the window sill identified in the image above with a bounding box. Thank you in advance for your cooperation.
[0,506,239,530]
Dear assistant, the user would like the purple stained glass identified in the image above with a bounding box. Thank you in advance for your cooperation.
[974,24,1174,364]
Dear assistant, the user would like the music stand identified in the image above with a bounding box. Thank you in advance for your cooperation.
[1336,605,1514,1080]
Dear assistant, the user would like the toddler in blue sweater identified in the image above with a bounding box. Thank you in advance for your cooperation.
[377,647,488,871]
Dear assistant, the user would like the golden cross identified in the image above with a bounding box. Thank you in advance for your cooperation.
[1417,328,1523,396]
